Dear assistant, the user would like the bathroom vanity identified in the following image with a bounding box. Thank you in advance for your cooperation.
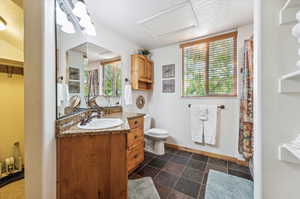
[56,111,145,199]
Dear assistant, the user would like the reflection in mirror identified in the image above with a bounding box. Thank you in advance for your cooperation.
[56,40,123,118]
[56,0,124,119]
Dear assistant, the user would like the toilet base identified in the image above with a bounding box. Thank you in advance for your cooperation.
[144,137,166,156]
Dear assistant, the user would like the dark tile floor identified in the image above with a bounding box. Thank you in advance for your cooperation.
[129,147,253,199]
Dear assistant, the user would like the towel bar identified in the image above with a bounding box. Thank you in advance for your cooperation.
[188,104,225,109]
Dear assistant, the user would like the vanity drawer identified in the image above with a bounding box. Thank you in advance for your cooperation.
[127,128,144,149]
[127,144,144,172]
[128,117,144,129]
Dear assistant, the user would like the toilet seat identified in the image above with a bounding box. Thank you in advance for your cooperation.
[145,128,168,138]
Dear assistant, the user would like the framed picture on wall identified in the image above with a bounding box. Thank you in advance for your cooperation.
[69,81,80,93]
[69,67,80,80]
[162,64,175,78]
[162,79,175,93]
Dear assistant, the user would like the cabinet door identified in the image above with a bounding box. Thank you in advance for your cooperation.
[58,135,111,199]
[145,60,153,81]
[137,56,146,79]
[110,134,128,199]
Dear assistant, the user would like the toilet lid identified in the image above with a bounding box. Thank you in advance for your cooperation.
[147,128,168,136]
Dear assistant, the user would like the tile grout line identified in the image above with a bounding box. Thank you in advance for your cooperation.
[166,154,193,199]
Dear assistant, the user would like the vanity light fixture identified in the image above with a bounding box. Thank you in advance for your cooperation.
[56,0,96,36]
[72,0,86,18]
[0,16,7,31]
[72,0,96,36]
[61,20,75,34]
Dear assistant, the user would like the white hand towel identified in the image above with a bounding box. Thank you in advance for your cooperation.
[297,10,300,22]
[57,83,63,106]
[190,105,208,143]
[124,84,133,106]
[204,105,218,145]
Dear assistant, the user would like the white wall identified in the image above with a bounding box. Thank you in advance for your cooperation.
[24,0,148,198]
[86,23,149,113]
[260,0,300,198]
[148,24,253,160]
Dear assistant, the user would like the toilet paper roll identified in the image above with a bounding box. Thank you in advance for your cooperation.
[292,23,300,38]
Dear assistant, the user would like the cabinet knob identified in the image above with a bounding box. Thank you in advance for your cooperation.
[134,135,138,139]
[134,121,138,125]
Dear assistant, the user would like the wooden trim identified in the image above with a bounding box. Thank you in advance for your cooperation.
[0,58,23,67]
[101,57,121,65]
[165,143,249,167]
[180,31,238,48]
[181,31,238,97]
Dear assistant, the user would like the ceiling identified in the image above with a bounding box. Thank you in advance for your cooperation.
[86,0,253,49]
[71,42,119,63]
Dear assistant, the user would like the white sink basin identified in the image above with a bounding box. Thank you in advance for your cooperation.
[77,118,123,130]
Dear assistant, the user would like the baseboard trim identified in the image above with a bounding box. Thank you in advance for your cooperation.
[165,143,248,167]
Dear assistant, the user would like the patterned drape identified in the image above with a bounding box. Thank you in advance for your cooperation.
[239,39,254,160]
[88,70,99,98]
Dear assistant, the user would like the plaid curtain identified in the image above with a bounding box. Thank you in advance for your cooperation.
[239,39,254,160]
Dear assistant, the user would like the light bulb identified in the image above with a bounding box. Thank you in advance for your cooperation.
[84,24,96,36]
[56,4,67,26]
[292,23,300,38]
[61,20,75,34]
[72,1,87,18]
[0,16,7,31]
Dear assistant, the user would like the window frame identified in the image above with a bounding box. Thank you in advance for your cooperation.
[181,31,238,98]
[102,58,122,97]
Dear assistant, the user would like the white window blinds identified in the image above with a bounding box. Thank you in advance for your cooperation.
[181,32,237,97]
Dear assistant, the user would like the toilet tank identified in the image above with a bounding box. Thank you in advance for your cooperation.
[144,114,151,131]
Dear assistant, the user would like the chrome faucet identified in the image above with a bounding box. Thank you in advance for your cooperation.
[80,110,104,126]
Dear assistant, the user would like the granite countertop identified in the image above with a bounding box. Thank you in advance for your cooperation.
[57,112,145,138]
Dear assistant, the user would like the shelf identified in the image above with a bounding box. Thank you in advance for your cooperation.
[278,70,300,93]
[138,78,153,83]
[279,144,300,164]
[279,0,300,25]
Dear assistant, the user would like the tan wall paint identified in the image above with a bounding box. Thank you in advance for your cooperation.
[0,74,24,161]
[0,0,24,61]
[0,0,24,161]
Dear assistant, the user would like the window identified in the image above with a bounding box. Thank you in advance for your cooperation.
[103,59,122,97]
[181,32,237,97]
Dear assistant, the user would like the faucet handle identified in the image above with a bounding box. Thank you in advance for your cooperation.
[100,111,105,118]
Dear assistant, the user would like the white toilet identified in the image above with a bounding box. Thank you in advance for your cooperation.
[144,114,169,155]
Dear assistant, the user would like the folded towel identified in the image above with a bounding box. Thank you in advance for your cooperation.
[190,105,206,143]
[204,105,218,145]
[124,84,133,106]
[190,105,218,145]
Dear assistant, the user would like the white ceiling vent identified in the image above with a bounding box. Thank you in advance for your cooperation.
[137,1,198,38]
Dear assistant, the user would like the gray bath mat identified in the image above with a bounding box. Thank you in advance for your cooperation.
[205,170,253,199]
[128,177,160,199]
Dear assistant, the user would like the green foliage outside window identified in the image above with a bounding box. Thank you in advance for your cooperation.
[183,35,236,97]
[103,61,122,97]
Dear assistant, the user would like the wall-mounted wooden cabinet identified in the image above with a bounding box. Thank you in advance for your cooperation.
[131,54,153,90]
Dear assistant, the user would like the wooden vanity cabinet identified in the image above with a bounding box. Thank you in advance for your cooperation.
[131,54,153,90]
[127,116,145,173]
[57,133,128,199]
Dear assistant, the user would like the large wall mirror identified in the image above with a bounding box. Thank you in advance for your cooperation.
[56,0,122,118]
